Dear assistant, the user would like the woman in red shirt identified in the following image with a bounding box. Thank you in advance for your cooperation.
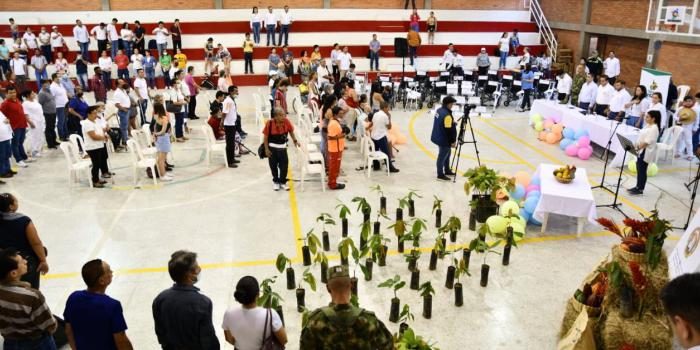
[343,81,359,141]
[264,106,299,191]
[274,78,289,114]
[409,9,420,32]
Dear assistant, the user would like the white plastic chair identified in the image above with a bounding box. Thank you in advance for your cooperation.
[675,85,691,112]
[131,129,157,158]
[59,142,93,188]
[68,134,87,158]
[364,138,390,178]
[126,139,157,186]
[299,143,326,192]
[655,125,684,164]
[201,125,228,166]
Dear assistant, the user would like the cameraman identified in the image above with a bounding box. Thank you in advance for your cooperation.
[431,96,457,181]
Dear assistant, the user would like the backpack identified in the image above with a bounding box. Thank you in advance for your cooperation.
[320,306,364,336]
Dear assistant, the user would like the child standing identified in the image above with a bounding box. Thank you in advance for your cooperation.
[675,96,697,160]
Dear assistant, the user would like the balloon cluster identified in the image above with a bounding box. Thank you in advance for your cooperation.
[530,114,564,145]
[494,171,543,227]
[627,160,659,177]
[560,128,593,160]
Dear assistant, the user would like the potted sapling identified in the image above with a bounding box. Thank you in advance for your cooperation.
[339,237,361,295]
[397,304,414,335]
[257,277,285,325]
[453,258,470,306]
[389,200,409,253]
[432,196,443,228]
[378,275,406,323]
[352,196,372,223]
[295,268,317,312]
[316,213,336,251]
[275,253,295,290]
[394,326,439,350]
[469,234,502,287]
[403,189,422,217]
[371,184,388,215]
[501,224,523,266]
[314,252,329,284]
[419,281,436,319]
[369,233,390,267]
[428,233,445,271]
[441,214,462,243]
[335,202,351,237]
[350,244,370,293]
[372,209,389,236]
[299,229,322,266]
[337,237,356,267]
[401,218,427,272]
[359,246,374,282]
[463,166,515,225]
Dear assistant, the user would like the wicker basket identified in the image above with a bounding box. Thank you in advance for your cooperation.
[553,170,575,184]
[571,297,601,317]
[618,244,646,263]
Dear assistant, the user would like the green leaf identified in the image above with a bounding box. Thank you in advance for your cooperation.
[308,233,321,255]
[359,264,368,279]
[378,275,398,288]
[303,269,317,292]
[275,253,288,273]
[394,281,406,292]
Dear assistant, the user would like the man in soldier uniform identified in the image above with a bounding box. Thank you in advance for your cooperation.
[431,96,458,181]
[300,265,393,350]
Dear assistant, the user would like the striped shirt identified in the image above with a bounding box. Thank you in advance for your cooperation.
[0,281,56,340]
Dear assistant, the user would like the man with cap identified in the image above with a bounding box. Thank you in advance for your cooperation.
[476,47,491,76]
[431,96,457,181]
[300,265,393,350]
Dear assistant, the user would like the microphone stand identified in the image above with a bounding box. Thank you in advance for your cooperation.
[592,116,626,194]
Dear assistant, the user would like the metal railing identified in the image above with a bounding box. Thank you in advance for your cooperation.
[528,0,558,62]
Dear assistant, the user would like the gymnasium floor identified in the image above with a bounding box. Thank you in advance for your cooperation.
[4,87,692,349]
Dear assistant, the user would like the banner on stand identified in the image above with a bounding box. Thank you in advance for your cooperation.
[640,68,672,106]
[669,210,700,278]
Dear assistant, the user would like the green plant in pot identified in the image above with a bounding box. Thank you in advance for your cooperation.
[352,196,372,223]
[316,213,336,251]
[428,233,446,271]
[299,229,322,266]
[397,304,414,335]
[295,268,317,312]
[394,326,439,350]
[463,166,515,224]
[389,201,409,253]
[335,202,352,237]
[453,258,470,306]
[469,232,501,288]
[313,251,329,284]
[432,195,443,228]
[368,232,390,267]
[378,275,406,323]
[445,248,461,289]
[339,237,362,295]
[371,184,388,215]
[403,189,422,217]
[401,218,427,273]
[440,214,462,243]
[275,253,296,290]
[418,281,436,319]
[337,237,355,266]
[257,276,285,325]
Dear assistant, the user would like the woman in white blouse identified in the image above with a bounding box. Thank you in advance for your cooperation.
[647,92,667,130]
[628,110,661,196]
[120,22,134,57]
[82,105,110,188]
[250,7,262,44]
[54,51,68,72]
[624,85,650,128]
[130,47,143,73]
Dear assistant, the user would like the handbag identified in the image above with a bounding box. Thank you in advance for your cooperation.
[258,121,273,159]
[260,308,285,350]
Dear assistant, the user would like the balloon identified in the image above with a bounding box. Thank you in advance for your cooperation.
[519,208,531,223]
[514,171,531,187]
[565,144,580,157]
[534,121,544,131]
[538,131,547,141]
[526,184,540,194]
[531,113,543,123]
[527,190,541,199]
[524,196,539,214]
[628,160,637,174]
[578,146,593,160]
[510,184,526,200]
[574,129,589,140]
[500,200,521,217]
[648,163,658,177]
[560,138,573,150]
[551,114,562,123]
[544,120,554,130]
[486,215,508,234]
[545,133,558,144]
[577,136,591,147]
[552,124,564,134]
[563,128,575,140]
[530,177,541,186]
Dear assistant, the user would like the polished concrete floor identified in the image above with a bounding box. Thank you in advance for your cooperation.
[1,87,692,349]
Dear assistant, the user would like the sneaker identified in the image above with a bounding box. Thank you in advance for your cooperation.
[628,188,643,195]
[389,168,400,173]
[24,158,34,163]
[102,173,112,179]
[161,175,174,182]
[0,172,13,178]
[280,183,290,191]
[92,182,105,188]
[17,161,28,168]
[626,187,638,193]
[445,171,456,176]
[331,183,346,190]
[437,175,451,181]
[273,183,281,191]
[227,163,238,168]
[232,159,241,164]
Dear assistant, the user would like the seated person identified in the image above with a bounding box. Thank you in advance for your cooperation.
[207,91,226,140]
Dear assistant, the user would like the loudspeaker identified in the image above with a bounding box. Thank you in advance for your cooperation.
[394,37,408,58]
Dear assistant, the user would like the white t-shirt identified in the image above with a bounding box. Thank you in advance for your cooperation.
[0,111,13,142]
[39,32,51,46]
[626,97,650,118]
[81,118,105,151]
[221,307,282,350]
[648,102,668,129]
[316,64,331,86]
[594,83,615,105]
[280,12,293,25]
[338,52,352,70]
[498,38,509,52]
[578,82,597,104]
[120,28,133,41]
[604,57,620,78]
[91,26,107,40]
[23,33,38,49]
[50,82,68,106]
[50,32,64,48]
[152,27,169,44]
[113,88,131,110]
[169,87,185,113]
[22,100,44,125]
[636,124,659,163]
[222,96,238,125]
[131,54,144,70]
[133,78,149,99]
[98,57,113,71]
[556,73,572,94]
[330,49,340,66]
[73,25,89,43]
[609,89,632,113]
[10,58,26,75]
[106,24,119,41]
[264,13,278,27]
[370,110,390,140]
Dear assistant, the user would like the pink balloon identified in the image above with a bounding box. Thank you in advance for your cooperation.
[526,184,540,194]
[578,147,593,160]
[565,144,580,157]
[578,136,591,147]
[552,115,562,123]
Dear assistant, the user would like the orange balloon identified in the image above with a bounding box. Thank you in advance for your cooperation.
[538,131,547,141]
[544,120,554,130]
[514,171,531,187]
[552,124,564,134]
[545,132,558,144]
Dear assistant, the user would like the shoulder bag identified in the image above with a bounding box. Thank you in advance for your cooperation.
[258,120,273,159]
[260,308,285,350]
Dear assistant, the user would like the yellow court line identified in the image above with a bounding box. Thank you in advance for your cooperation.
[287,167,305,261]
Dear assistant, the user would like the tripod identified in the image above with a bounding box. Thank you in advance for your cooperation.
[451,104,481,182]
[675,161,700,230]
[592,118,625,194]
[597,134,634,218]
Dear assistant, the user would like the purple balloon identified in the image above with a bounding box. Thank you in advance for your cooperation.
[565,144,580,157]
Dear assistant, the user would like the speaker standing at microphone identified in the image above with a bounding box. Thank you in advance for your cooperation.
[431,96,457,181]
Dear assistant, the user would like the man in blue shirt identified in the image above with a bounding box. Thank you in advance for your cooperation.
[67,87,88,136]
[64,259,133,350]
[518,64,534,112]
[431,96,458,181]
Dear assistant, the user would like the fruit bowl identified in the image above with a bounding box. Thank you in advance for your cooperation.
[553,165,577,184]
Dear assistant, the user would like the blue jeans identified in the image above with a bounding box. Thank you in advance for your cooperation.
[123,41,132,58]
[34,69,48,88]
[102,71,112,90]
[608,111,621,120]
[11,128,28,162]
[436,145,451,177]
[372,137,396,170]
[157,43,167,57]
[77,73,88,91]
[145,67,156,88]
[252,22,261,43]
[117,68,130,85]
[79,42,90,60]
[139,99,148,125]
[266,25,276,46]
[118,109,130,144]
[175,112,185,138]
[111,40,119,58]
[499,50,508,68]
[41,45,52,63]
[0,140,11,175]
[411,24,419,32]
[370,51,379,70]
[56,107,67,140]
[626,116,640,127]
[3,334,56,350]
[409,46,417,65]
[279,25,290,46]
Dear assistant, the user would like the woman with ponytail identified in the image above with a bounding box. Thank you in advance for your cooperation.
[628,110,661,196]
[0,193,49,289]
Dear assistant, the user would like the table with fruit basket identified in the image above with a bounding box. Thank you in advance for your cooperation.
[532,164,598,236]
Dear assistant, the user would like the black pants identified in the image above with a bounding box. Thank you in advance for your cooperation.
[268,147,289,184]
[477,66,489,76]
[87,148,107,182]
[188,95,197,118]
[43,113,58,148]
[134,39,145,54]
[404,0,416,9]
[595,104,609,117]
[520,88,532,110]
[372,137,395,170]
[244,52,254,73]
[224,125,237,165]
[100,146,110,175]
[97,40,107,55]
[173,40,182,52]
[332,65,339,81]
[608,76,616,85]
[636,150,648,191]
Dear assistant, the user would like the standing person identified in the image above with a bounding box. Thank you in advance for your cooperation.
[0,112,12,180]
[81,105,110,188]
[300,265,393,349]
[693,93,700,154]
[133,69,149,125]
[577,73,597,111]
[98,50,113,91]
[9,52,27,93]
[222,85,241,168]
[170,73,188,142]
[222,276,288,349]
[243,33,255,74]
[130,48,144,76]
[368,101,400,173]
[661,273,700,350]
[608,80,631,120]
[409,8,420,32]
[369,34,380,72]
[570,64,586,106]
[143,50,157,89]
[91,23,108,56]
[250,7,262,44]
[152,250,220,350]
[75,54,89,91]
[114,49,130,86]
[38,27,52,63]
[21,90,45,159]
[152,22,170,57]
[274,78,289,114]
[555,70,572,103]
[648,92,668,130]
[426,11,437,44]
[476,48,490,76]
[624,85,649,128]
[518,47,531,69]
[268,47,280,73]
[37,80,58,149]
[50,26,65,59]
[539,52,552,79]
[113,80,131,146]
[330,44,341,80]
[674,96,697,160]
[152,103,174,181]
[9,18,19,41]
[431,96,457,181]
[120,22,133,58]
[217,70,231,94]
[298,51,312,83]
[106,18,120,59]
[279,5,293,47]
[628,110,660,196]
[203,38,215,76]
[407,29,421,66]
[0,248,57,349]
[591,75,615,116]
[64,259,133,350]
[509,29,520,56]
[497,32,509,69]
[327,106,347,190]
[216,44,231,76]
[604,51,620,85]
[133,20,145,54]
[89,67,107,103]
[30,50,48,89]
[264,6,277,47]
[263,107,299,191]
[338,46,353,78]
[586,50,604,81]
[170,19,182,52]
[281,46,294,85]
[185,66,201,120]
[0,194,50,289]
[0,39,10,80]
[517,64,534,112]
[159,50,173,87]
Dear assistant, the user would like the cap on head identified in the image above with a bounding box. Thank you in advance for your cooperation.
[443,96,457,105]
[327,265,350,281]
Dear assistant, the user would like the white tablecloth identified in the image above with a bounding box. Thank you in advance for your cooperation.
[531,100,640,166]
[532,164,598,226]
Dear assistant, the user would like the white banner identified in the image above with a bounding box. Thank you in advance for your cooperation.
[669,210,700,278]
[640,68,672,106]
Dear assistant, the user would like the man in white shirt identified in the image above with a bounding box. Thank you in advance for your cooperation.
[50,26,65,58]
[50,73,69,140]
[555,71,572,103]
[338,47,352,79]
[38,27,52,63]
[133,69,149,125]
[222,85,241,168]
[112,79,131,145]
[316,59,333,89]
[0,110,13,181]
[608,80,632,121]
[577,73,597,111]
[660,273,700,350]
[592,75,615,116]
[369,102,399,173]
[22,27,38,50]
[441,43,457,75]
[603,51,620,85]
[152,21,170,57]
[91,23,108,56]
[692,93,700,156]
[10,52,27,93]
[73,20,90,62]
[106,18,120,59]
[278,5,293,47]
[330,44,341,80]
[264,6,278,47]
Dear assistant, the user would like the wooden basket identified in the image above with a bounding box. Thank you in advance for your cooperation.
[571,297,601,317]
[618,244,646,263]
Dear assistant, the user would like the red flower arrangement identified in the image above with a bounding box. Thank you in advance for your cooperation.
[628,261,647,296]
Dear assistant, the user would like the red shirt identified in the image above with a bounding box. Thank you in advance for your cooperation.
[263,118,294,136]
[274,90,287,114]
[410,14,420,25]
[114,54,129,70]
[0,98,28,130]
